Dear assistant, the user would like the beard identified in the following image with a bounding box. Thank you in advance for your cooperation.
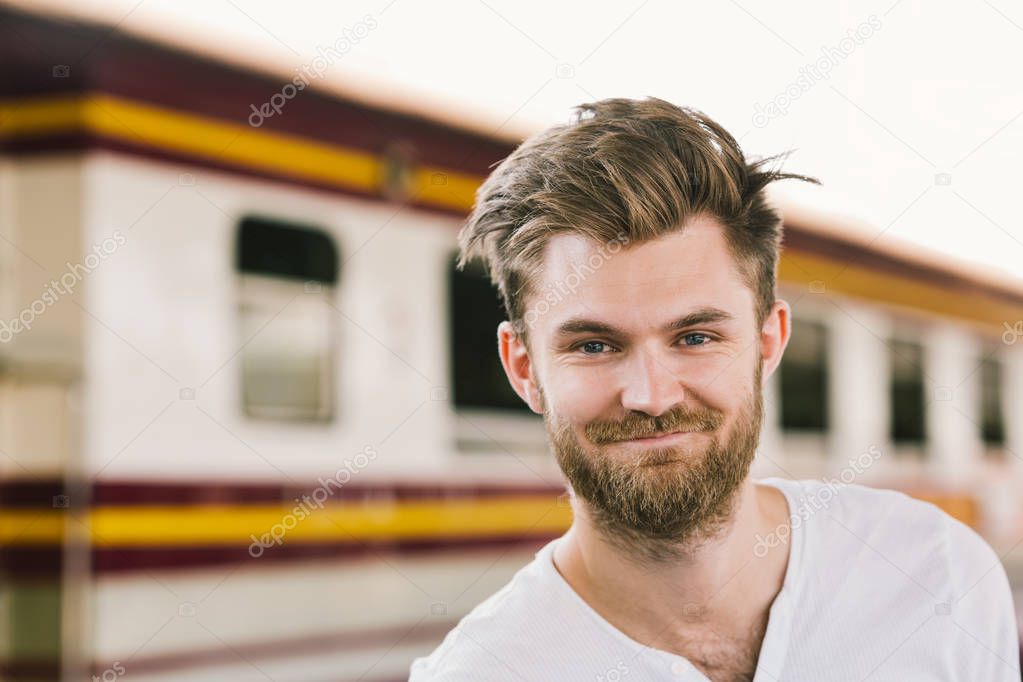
[542,361,764,563]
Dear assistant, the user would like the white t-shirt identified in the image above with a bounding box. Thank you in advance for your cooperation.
[409,478,1020,680]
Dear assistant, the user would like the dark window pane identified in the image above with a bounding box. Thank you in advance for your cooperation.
[237,216,338,284]
[980,355,1006,446]
[890,339,926,444]
[448,259,532,412]
[779,319,829,431]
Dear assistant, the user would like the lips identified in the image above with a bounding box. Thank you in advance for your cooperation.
[625,429,694,442]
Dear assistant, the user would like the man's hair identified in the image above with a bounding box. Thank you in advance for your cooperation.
[456,96,819,342]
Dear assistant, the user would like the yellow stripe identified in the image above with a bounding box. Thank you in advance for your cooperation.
[0,495,572,546]
[0,509,68,546]
[0,94,89,135]
[780,251,1023,332]
[0,94,479,212]
[0,490,980,544]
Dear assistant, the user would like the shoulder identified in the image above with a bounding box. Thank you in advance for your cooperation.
[763,476,1011,604]
[408,543,563,681]
[820,481,1011,598]
[769,477,963,550]
[935,503,1019,679]
[767,477,1019,677]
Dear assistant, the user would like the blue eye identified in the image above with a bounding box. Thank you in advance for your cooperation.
[579,341,612,354]
[682,333,711,346]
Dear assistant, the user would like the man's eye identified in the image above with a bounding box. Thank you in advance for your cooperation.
[681,333,712,346]
[578,341,613,354]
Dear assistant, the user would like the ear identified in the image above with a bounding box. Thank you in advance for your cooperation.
[759,299,791,388]
[497,321,543,414]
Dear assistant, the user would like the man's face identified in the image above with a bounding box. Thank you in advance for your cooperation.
[513,214,772,554]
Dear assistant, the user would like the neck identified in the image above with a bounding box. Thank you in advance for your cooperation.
[552,477,790,637]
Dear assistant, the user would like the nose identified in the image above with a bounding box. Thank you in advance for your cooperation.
[618,345,689,417]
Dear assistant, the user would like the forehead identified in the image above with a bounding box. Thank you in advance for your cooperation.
[530,214,753,333]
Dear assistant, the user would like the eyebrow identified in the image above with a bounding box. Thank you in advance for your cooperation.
[553,306,735,339]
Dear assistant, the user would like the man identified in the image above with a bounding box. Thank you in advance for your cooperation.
[410,97,1019,681]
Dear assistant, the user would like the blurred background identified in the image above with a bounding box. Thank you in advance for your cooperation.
[0,0,1022,679]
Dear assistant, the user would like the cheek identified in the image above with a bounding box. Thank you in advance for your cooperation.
[690,344,760,397]
[546,368,614,424]
[681,361,755,418]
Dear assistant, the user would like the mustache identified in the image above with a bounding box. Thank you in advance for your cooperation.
[585,404,724,444]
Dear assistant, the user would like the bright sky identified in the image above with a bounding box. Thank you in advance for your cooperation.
[14,0,1023,285]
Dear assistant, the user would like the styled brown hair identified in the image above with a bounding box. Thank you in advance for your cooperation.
[456,96,818,343]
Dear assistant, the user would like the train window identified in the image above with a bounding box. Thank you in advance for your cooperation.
[236,217,339,421]
[778,318,829,432]
[889,338,926,445]
[447,257,547,455]
[447,258,532,412]
[979,353,1006,450]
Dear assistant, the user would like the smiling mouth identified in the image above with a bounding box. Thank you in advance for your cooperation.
[622,429,699,443]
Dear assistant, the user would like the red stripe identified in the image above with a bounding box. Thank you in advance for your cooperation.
[0,547,64,577]
[0,479,68,507]
[89,618,456,678]
[0,478,563,508]
[91,480,563,505]
[0,534,556,576]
